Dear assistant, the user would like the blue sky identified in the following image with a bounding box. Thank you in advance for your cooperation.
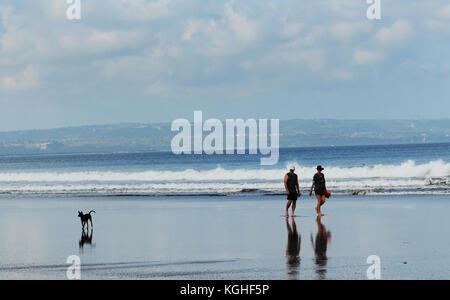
[0,0,449,131]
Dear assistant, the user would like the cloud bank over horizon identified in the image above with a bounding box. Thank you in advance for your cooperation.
[0,0,449,130]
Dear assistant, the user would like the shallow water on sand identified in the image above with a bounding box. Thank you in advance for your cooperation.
[0,195,449,279]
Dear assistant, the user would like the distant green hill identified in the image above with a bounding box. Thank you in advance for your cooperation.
[0,119,449,154]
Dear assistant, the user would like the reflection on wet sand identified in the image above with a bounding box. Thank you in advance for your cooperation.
[285,217,301,279]
[79,228,94,249]
[310,216,331,280]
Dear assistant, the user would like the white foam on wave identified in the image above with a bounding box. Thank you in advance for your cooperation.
[0,178,447,196]
[0,160,448,182]
[314,160,450,179]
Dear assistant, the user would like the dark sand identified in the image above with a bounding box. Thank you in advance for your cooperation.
[0,194,449,279]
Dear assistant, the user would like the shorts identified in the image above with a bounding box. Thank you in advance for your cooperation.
[315,189,326,196]
[287,192,298,201]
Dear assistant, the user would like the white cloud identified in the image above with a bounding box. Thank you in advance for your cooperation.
[0,6,49,66]
[59,29,141,55]
[376,20,413,46]
[181,2,261,56]
[276,48,325,73]
[223,2,259,43]
[2,65,39,91]
[423,3,450,34]
[425,19,450,34]
[295,49,325,73]
[441,4,450,18]
[182,19,201,41]
[280,22,305,39]
[182,19,236,55]
[0,5,20,29]
[327,0,365,19]
[0,0,442,104]
[283,26,326,49]
[43,0,68,20]
[329,22,373,41]
[327,69,354,81]
[146,82,170,96]
[0,0,449,128]
[354,50,384,65]
[116,0,172,21]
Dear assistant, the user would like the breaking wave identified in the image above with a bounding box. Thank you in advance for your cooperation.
[0,160,448,196]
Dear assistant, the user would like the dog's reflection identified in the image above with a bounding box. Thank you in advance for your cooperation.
[310,215,331,280]
[285,217,301,279]
[79,228,94,249]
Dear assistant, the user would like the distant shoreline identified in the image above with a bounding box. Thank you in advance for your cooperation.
[0,119,449,155]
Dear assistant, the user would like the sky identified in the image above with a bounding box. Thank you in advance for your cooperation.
[0,0,449,131]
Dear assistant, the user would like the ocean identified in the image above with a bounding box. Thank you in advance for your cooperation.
[0,143,449,197]
[1,143,450,279]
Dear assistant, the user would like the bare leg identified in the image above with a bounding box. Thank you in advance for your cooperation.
[315,194,320,214]
[286,200,292,217]
[291,201,296,217]
[320,195,326,215]
[315,194,324,216]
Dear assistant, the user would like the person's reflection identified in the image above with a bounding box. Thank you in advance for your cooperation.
[79,228,94,249]
[286,217,301,279]
[310,215,331,280]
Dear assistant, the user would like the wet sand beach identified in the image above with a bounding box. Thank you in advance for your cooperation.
[0,194,449,279]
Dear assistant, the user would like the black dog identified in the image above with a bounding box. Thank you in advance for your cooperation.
[78,210,95,229]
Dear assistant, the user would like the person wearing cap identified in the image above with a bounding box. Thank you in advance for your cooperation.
[284,166,301,217]
[310,165,326,216]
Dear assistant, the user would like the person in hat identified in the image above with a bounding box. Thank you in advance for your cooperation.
[310,165,326,216]
[284,166,301,217]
